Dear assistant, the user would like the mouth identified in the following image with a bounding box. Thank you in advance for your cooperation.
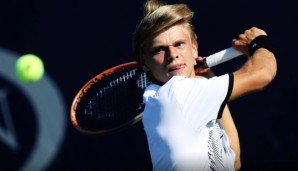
[168,64,185,74]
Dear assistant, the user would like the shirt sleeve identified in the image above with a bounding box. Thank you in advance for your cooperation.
[170,73,233,129]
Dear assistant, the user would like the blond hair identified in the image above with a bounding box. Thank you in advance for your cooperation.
[133,0,196,65]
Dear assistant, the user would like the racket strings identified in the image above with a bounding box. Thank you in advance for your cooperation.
[137,72,150,89]
[76,68,150,130]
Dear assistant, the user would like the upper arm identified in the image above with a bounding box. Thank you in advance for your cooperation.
[219,105,241,170]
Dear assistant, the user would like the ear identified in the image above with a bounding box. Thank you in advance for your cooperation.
[141,59,150,72]
[192,39,199,64]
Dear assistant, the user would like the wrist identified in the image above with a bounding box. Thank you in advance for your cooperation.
[248,35,275,56]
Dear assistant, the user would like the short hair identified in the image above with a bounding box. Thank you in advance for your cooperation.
[133,0,196,65]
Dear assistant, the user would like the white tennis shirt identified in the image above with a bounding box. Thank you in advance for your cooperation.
[142,74,235,171]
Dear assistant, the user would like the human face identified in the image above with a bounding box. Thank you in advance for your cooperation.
[142,24,198,83]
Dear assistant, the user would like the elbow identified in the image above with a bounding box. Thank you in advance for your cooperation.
[246,53,277,92]
[233,147,241,171]
[254,70,276,91]
[256,56,277,91]
[235,159,241,171]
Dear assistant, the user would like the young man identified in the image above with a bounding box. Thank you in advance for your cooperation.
[133,0,276,170]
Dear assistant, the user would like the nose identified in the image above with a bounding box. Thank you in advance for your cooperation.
[167,46,178,61]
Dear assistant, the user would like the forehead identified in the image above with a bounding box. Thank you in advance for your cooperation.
[152,25,190,44]
[144,25,191,47]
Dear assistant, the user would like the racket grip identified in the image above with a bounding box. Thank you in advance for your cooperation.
[196,47,243,69]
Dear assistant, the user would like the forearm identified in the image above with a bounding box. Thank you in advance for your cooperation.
[231,43,277,101]
[237,48,276,88]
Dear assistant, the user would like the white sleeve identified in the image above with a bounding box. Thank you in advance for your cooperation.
[171,74,233,129]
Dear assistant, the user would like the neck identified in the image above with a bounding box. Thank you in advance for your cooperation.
[150,75,165,86]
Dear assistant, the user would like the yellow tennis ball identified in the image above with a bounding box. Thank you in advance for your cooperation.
[15,54,45,83]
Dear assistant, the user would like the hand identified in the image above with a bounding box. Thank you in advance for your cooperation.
[195,56,208,73]
[232,27,267,56]
[195,56,215,78]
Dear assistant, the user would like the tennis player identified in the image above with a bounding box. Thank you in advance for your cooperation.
[133,0,277,170]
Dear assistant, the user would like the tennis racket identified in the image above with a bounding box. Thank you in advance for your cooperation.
[70,47,243,135]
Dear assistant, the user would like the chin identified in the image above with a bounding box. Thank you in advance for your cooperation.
[170,72,187,77]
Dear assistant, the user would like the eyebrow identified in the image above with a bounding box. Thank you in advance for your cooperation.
[151,39,187,48]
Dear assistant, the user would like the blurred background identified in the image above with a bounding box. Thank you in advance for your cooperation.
[0,0,297,170]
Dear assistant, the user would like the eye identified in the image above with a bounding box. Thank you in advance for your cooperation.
[153,47,166,54]
[174,42,185,48]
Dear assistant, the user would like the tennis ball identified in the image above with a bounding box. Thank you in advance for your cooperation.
[15,54,45,83]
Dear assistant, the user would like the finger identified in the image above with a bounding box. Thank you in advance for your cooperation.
[251,27,267,36]
[196,56,204,61]
[232,39,246,46]
[238,34,248,41]
[196,68,208,74]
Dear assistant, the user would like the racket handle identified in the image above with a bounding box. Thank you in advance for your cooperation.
[196,47,243,69]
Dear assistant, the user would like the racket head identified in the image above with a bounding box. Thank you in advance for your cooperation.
[70,62,149,135]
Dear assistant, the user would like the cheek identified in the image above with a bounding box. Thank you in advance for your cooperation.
[191,47,198,57]
[184,48,197,63]
[149,56,165,68]
[190,47,198,64]
[142,57,158,72]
